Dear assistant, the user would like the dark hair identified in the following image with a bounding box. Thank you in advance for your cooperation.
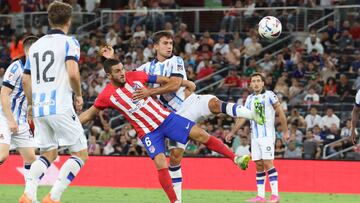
[23,35,38,49]
[47,1,72,27]
[250,72,265,82]
[152,30,174,44]
[103,59,120,74]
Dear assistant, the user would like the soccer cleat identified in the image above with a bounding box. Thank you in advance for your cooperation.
[41,194,60,203]
[253,99,265,125]
[245,196,266,202]
[234,155,250,170]
[19,193,32,203]
[267,195,280,203]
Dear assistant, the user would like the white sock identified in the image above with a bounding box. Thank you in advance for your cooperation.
[221,102,253,119]
[50,156,84,201]
[267,167,279,196]
[23,163,31,182]
[256,171,266,198]
[169,164,182,201]
[24,156,50,201]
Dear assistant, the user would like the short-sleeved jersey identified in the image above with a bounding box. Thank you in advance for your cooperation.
[0,57,28,125]
[137,55,187,111]
[24,29,80,118]
[245,90,278,139]
[94,71,170,138]
[355,89,360,107]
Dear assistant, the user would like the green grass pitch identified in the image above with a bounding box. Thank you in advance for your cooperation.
[2,185,359,203]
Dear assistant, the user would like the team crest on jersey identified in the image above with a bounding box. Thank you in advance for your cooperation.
[149,145,155,153]
[6,73,14,80]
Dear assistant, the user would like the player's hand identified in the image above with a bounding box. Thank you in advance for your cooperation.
[99,45,114,59]
[225,132,234,143]
[26,105,33,125]
[8,118,18,134]
[75,95,84,112]
[184,80,196,92]
[282,130,289,142]
[133,88,151,101]
[351,129,357,145]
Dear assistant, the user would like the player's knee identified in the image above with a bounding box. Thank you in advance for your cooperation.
[263,161,274,170]
[170,149,184,166]
[72,151,89,163]
[0,154,9,164]
[209,98,221,114]
[255,161,265,171]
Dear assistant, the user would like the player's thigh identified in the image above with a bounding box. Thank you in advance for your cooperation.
[251,139,262,161]
[0,143,10,162]
[188,125,210,144]
[34,116,57,151]
[0,120,11,148]
[176,94,216,122]
[258,137,275,161]
[141,130,165,159]
[18,147,36,163]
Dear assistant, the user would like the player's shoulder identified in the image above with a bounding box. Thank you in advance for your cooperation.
[136,61,151,71]
[169,55,184,64]
[7,57,25,74]
[98,83,114,99]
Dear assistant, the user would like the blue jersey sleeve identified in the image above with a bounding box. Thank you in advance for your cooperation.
[65,37,81,62]
[23,59,31,75]
[2,61,21,89]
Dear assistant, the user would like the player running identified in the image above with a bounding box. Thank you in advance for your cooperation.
[20,2,88,203]
[0,36,38,184]
[225,73,288,203]
[101,31,264,201]
[79,59,252,203]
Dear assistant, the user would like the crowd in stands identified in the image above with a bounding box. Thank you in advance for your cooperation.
[0,0,360,160]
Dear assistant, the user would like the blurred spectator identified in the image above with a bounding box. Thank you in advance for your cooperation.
[130,0,147,31]
[103,137,116,155]
[88,135,101,155]
[242,36,262,58]
[232,32,243,48]
[237,89,250,106]
[274,76,289,97]
[323,77,337,97]
[220,0,242,32]
[305,107,322,130]
[123,55,137,71]
[320,55,337,82]
[196,58,214,80]
[244,58,259,77]
[337,74,350,102]
[259,53,274,73]
[185,35,199,55]
[200,31,215,47]
[284,141,302,159]
[349,51,360,73]
[213,34,229,55]
[219,68,241,89]
[320,107,340,131]
[114,135,130,155]
[99,122,111,143]
[305,76,323,95]
[87,39,99,56]
[287,108,306,128]
[353,68,360,90]
[9,35,24,60]
[323,124,342,157]
[303,87,320,105]
[349,21,360,41]
[288,78,304,105]
[303,130,321,159]
[292,62,305,78]
[234,136,250,157]
[105,28,118,47]
[225,42,241,66]
[128,137,146,156]
[288,121,304,143]
[274,138,285,159]
[312,125,325,142]
[338,30,354,50]
[178,23,190,40]
[341,119,352,138]
[0,67,5,85]
[304,30,324,54]
[0,0,10,14]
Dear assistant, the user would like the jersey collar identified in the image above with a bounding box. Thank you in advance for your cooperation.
[47,29,65,35]
[153,54,173,63]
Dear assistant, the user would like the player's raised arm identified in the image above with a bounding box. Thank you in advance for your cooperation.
[79,106,100,125]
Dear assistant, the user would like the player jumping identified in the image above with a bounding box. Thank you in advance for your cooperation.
[20,2,88,203]
[0,36,38,186]
[225,73,288,203]
[101,31,265,201]
[79,59,252,203]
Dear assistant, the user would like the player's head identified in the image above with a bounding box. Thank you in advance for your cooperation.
[103,59,126,86]
[23,35,38,57]
[47,1,73,33]
[152,30,174,59]
[249,72,265,93]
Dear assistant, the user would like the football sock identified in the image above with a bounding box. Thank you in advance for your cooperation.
[158,168,178,203]
[23,163,32,182]
[221,102,253,119]
[50,156,84,201]
[24,156,50,201]
[256,171,266,198]
[169,164,182,201]
[205,136,235,160]
[268,167,279,196]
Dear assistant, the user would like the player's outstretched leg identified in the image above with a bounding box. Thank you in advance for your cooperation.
[44,149,89,202]
[18,147,37,184]
[188,125,250,170]
[208,98,265,125]
[169,148,184,202]
[154,153,179,203]
[20,149,57,203]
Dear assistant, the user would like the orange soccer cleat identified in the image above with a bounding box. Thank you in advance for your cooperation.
[19,193,32,203]
[42,193,60,203]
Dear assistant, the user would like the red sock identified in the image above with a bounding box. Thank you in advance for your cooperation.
[205,136,235,161]
[158,168,178,203]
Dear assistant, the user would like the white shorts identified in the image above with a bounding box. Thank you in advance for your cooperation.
[33,108,87,153]
[0,119,35,149]
[169,93,216,150]
[251,136,275,161]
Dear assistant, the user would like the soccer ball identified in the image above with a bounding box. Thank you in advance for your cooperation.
[258,16,282,39]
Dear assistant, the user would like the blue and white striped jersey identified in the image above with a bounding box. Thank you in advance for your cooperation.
[245,90,278,139]
[137,55,187,111]
[24,29,80,118]
[0,57,28,125]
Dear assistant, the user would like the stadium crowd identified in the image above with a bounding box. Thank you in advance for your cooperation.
[0,0,360,160]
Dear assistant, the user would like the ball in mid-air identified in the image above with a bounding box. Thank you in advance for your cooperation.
[258,16,282,39]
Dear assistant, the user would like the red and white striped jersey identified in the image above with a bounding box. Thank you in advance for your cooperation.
[94,71,170,138]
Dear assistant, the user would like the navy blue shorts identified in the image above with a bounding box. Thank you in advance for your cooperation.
[141,113,195,159]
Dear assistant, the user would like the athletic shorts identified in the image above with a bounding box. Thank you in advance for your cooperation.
[0,116,35,149]
[251,136,275,161]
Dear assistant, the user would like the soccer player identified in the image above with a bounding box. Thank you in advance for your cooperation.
[0,36,38,183]
[225,73,288,203]
[101,31,264,201]
[19,2,88,203]
[351,89,360,145]
[79,59,251,203]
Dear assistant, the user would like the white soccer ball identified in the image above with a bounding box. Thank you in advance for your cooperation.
[258,16,282,39]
